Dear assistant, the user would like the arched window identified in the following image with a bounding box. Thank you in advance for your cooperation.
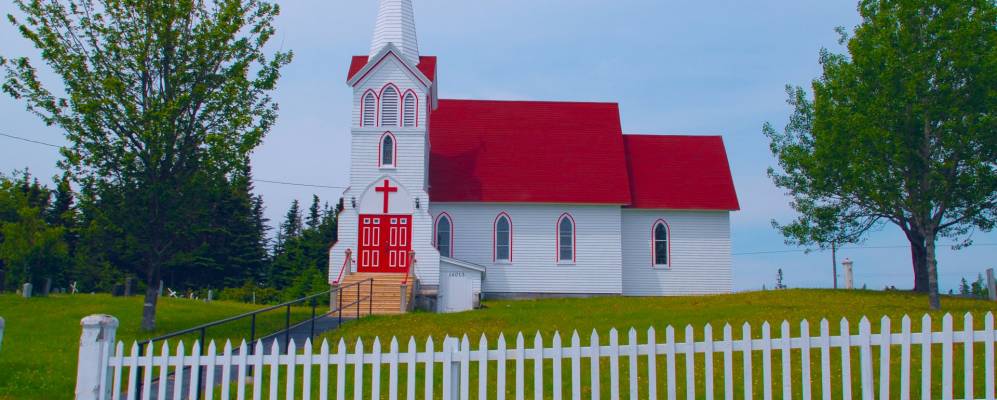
[380,133,395,167]
[557,214,575,263]
[362,91,377,126]
[494,213,511,262]
[380,85,399,126]
[653,220,669,267]
[402,92,417,127]
[435,214,452,258]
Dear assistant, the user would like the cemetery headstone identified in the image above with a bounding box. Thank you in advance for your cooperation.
[43,278,52,296]
[70,281,78,294]
[842,258,855,289]
[123,277,133,296]
[22,283,32,298]
[111,284,124,297]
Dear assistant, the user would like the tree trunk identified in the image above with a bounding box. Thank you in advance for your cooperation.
[140,263,161,331]
[907,231,930,292]
[925,231,941,310]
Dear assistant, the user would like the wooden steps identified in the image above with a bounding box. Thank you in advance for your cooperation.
[336,272,412,316]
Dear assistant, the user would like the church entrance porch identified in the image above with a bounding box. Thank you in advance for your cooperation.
[357,214,412,273]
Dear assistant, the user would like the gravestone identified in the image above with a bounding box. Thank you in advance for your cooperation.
[842,258,855,289]
[123,277,133,296]
[43,278,52,296]
[22,283,32,298]
[111,284,124,297]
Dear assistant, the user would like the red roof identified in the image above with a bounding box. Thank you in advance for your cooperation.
[622,135,740,210]
[347,55,437,83]
[429,99,632,204]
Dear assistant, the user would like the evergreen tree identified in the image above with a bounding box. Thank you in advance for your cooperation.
[960,278,971,295]
[306,195,321,231]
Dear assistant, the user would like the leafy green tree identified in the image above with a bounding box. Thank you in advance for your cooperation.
[764,0,997,309]
[1,0,292,330]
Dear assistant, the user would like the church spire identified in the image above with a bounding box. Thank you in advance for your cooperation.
[370,0,420,65]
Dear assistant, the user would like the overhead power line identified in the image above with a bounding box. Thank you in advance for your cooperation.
[0,132,62,148]
[733,243,997,256]
[1,131,347,190]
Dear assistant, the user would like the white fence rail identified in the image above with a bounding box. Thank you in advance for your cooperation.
[76,313,997,400]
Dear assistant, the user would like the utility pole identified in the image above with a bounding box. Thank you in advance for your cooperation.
[831,241,838,289]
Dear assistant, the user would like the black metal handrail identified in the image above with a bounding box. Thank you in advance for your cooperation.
[134,278,375,400]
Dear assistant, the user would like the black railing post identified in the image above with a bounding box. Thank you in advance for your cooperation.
[310,297,317,340]
[284,303,291,350]
[197,327,206,400]
[338,286,343,325]
[357,282,361,319]
[250,313,257,351]
[369,279,374,316]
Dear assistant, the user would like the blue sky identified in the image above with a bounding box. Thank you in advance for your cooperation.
[1,1,993,291]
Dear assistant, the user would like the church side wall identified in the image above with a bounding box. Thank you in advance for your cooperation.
[429,203,624,295]
[620,209,732,296]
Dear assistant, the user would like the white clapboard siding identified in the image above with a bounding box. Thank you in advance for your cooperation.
[429,203,624,295]
[620,209,732,296]
[77,312,997,400]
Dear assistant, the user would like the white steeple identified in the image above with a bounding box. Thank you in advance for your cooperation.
[370,0,420,65]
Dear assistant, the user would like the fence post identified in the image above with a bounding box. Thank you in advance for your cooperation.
[75,314,118,400]
[446,337,461,399]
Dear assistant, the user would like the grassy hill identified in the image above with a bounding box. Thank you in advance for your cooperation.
[0,293,312,400]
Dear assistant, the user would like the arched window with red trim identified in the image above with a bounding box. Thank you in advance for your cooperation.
[557,213,575,263]
[435,213,453,258]
[653,220,670,267]
[380,85,400,126]
[402,91,417,127]
[362,91,377,126]
[494,213,512,262]
[380,132,396,167]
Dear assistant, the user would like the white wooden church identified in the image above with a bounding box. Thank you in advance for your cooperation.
[329,0,739,313]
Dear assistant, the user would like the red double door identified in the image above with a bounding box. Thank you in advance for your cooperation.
[357,214,413,273]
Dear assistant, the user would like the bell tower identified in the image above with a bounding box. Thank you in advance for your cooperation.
[330,0,440,291]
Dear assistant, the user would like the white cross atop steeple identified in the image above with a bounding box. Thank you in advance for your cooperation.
[370,0,420,65]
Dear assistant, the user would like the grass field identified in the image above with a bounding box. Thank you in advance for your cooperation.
[316,290,997,399]
[0,293,313,400]
[2,290,996,399]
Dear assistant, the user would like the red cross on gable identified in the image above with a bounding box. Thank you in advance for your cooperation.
[374,179,398,213]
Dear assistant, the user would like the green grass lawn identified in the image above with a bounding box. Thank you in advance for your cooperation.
[0,293,313,400]
[3,290,996,399]
[316,289,997,399]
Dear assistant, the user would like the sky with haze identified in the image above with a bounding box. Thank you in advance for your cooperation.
[1,0,994,292]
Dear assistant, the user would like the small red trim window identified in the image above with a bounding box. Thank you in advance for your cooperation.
[362,91,377,126]
[380,132,396,167]
[380,85,400,126]
[435,213,453,258]
[557,213,575,263]
[402,91,418,127]
[494,213,512,262]
[653,220,670,267]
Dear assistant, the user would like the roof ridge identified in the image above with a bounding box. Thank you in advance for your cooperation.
[439,98,619,106]
[624,133,725,138]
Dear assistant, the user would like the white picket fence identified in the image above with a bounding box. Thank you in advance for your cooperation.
[75,312,997,400]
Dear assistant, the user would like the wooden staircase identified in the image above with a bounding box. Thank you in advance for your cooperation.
[336,272,412,316]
